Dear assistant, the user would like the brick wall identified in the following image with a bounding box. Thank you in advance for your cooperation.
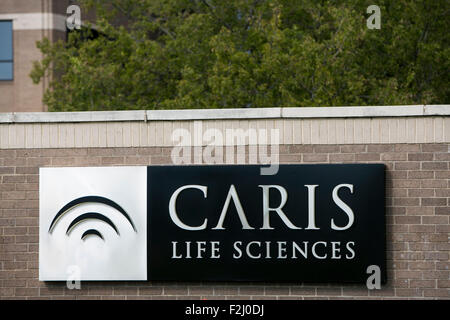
[1,143,449,300]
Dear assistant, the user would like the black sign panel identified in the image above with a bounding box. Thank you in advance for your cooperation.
[147,164,386,283]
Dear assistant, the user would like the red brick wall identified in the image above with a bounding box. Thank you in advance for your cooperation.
[0,143,449,299]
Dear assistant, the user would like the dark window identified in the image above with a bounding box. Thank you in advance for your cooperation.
[0,21,13,81]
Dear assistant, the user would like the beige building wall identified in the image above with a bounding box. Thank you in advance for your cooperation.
[1,106,449,149]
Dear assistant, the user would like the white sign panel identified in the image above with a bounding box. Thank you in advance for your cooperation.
[39,167,147,281]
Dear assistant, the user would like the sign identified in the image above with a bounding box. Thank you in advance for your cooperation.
[39,167,147,281]
[40,164,386,283]
[148,164,386,283]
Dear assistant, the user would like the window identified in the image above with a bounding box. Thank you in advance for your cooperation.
[0,21,13,81]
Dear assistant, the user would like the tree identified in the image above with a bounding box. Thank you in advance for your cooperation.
[30,0,449,111]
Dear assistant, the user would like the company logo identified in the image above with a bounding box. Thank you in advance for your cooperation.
[48,195,137,241]
[39,164,385,283]
[39,167,147,281]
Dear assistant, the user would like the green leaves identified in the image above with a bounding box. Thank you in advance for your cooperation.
[31,0,449,111]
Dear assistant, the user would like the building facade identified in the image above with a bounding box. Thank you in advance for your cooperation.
[0,105,449,299]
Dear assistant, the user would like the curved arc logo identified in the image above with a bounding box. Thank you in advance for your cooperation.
[48,195,137,240]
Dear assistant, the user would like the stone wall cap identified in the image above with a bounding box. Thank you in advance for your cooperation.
[0,105,448,123]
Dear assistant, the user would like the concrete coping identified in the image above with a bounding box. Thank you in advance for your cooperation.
[0,105,449,124]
